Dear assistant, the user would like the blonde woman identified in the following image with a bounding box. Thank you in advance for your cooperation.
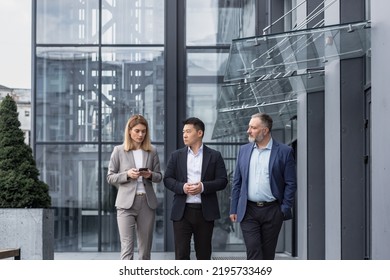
[107,115,162,260]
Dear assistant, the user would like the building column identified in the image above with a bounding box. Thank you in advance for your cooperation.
[370,0,390,260]
[323,0,342,259]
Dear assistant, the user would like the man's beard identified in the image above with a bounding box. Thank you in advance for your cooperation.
[248,134,264,143]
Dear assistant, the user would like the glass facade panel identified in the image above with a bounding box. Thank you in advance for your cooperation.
[101,145,121,252]
[186,83,220,142]
[36,47,99,142]
[206,143,243,251]
[101,0,164,44]
[101,47,164,142]
[187,50,229,142]
[186,0,255,46]
[187,49,229,76]
[36,144,99,251]
[36,0,99,44]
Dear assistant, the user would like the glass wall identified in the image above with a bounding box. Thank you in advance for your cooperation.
[35,0,165,252]
[36,0,99,44]
[34,0,259,253]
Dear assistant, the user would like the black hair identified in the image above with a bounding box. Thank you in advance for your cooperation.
[183,117,205,134]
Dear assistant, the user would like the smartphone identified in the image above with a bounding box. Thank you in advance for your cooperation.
[138,168,148,172]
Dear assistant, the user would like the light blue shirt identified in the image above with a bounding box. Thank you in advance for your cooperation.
[186,145,203,203]
[247,138,276,202]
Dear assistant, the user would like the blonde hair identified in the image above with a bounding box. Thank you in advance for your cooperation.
[123,114,152,151]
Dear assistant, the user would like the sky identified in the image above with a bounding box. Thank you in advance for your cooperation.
[0,0,31,89]
[0,1,215,89]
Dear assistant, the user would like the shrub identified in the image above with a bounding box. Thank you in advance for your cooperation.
[0,95,51,208]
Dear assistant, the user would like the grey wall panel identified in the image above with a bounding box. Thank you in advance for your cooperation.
[307,0,324,28]
[307,90,325,260]
[339,0,366,260]
[256,0,268,35]
[340,58,366,259]
[306,1,326,260]
[340,0,365,24]
[269,0,284,33]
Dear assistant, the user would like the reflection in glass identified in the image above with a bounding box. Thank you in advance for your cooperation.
[36,0,99,44]
[36,47,99,142]
[102,0,164,44]
[206,144,241,251]
[186,0,255,46]
[187,84,220,143]
[101,47,164,142]
[36,144,99,251]
[187,50,229,142]
[101,146,121,252]
[187,50,229,76]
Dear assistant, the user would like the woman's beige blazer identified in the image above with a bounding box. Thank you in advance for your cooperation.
[107,144,162,209]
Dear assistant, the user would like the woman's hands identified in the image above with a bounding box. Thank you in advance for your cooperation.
[139,168,152,179]
[127,168,152,179]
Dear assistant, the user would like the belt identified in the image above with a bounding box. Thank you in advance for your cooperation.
[186,203,202,209]
[248,200,278,207]
[136,192,145,196]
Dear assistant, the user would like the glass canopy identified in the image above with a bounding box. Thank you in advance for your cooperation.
[212,70,324,140]
[224,21,371,82]
[214,21,370,141]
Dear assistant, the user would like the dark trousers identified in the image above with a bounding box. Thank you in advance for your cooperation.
[173,204,214,260]
[240,201,284,260]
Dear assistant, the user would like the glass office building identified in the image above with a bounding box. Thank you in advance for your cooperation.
[33,0,390,260]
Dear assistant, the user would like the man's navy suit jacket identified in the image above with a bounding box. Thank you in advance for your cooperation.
[230,139,297,222]
[163,145,228,221]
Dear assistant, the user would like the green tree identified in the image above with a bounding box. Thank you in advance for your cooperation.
[0,95,51,208]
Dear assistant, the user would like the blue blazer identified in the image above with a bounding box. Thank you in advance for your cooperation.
[230,139,297,222]
[163,145,228,221]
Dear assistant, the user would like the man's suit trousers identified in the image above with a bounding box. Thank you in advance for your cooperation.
[173,204,214,260]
